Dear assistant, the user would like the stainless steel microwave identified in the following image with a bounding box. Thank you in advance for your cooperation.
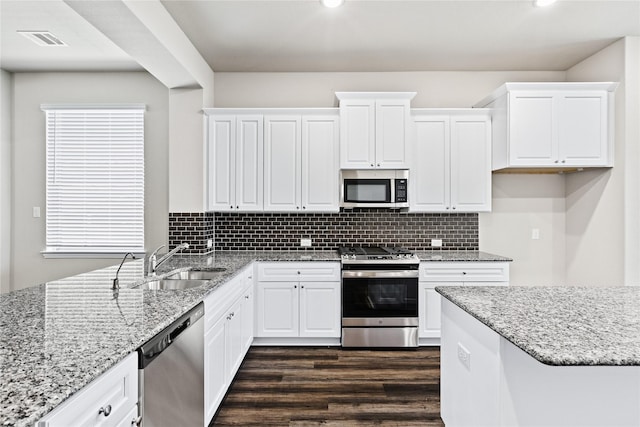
[340,170,409,209]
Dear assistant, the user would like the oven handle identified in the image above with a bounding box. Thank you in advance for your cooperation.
[342,270,419,279]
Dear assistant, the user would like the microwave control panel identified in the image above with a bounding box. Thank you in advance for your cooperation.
[395,179,408,203]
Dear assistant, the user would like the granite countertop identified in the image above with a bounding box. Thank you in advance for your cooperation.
[0,251,340,427]
[415,250,511,262]
[436,286,640,366]
[0,249,508,426]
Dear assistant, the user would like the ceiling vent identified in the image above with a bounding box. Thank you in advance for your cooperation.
[18,31,67,47]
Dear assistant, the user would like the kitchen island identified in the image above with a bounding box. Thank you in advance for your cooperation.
[437,286,640,427]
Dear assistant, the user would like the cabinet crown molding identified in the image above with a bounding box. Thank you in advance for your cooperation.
[474,81,619,108]
[335,92,417,101]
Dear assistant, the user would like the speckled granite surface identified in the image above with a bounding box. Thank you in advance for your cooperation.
[0,251,339,427]
[436,286,640,366]
[0,249,507,426]
[416,251,511,262]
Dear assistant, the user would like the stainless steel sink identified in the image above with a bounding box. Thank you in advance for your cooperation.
[137,279,210,290]
[165,269,226,280]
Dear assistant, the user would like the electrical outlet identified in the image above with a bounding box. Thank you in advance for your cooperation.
[531,228,540,240]
[300,238,312,247]
[457,342,471,370]
[207,239,213,248]
[431,239,443,248]
[32,207,41,218]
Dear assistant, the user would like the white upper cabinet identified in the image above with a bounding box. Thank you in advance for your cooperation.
[207,115,235,211]
[337,92,415,169]
[301,115,340,212]
[205,109,339,213]
[206,113,263,211]
[474,82,618,171]
[264,112,340,212]
[411,110,491,213]
[235,116,264,210]
[264,115,302,211]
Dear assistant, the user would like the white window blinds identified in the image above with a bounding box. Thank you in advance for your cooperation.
[42,105,145,255]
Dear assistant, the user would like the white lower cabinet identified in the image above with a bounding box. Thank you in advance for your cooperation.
[255,262,341,342]
[204,265,254,426]
[419,262,509,345]
[37,352,139,427]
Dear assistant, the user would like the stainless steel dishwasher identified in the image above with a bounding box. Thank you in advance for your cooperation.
[138,302,204,427]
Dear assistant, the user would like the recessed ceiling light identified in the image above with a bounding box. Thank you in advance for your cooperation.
[534,0,557,7]
[320,0,345,8]
[18,31,67,47]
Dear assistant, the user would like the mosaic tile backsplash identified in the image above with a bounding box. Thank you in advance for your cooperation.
[209,209,479,251]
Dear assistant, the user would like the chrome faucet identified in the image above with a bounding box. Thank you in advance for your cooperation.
[147,242,190,276]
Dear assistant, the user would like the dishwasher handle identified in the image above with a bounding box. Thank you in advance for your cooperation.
[138,302,204,369]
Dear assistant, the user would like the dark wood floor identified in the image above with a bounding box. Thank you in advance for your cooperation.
[212,346,444,426]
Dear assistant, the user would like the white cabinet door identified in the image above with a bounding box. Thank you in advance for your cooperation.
[302,115,339,212]
[256,282,299,337]
[208,115,236,211]
[204,316,227,425]
[508,92,556,166]
[558,92,608,166]
[226,298,244,381]
[450,115,491,212]
[241,286,254,353]
[411,115,450,212]
[375,99,410,168]
[419,283,462,339]
[235,115,263,210]
[299,281,341,338]
[264,115,302,211]
[340,99,375,169]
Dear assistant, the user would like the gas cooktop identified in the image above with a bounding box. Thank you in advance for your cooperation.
[338,246,420,263]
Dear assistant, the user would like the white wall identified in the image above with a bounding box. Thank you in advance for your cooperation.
[564,37,639,286]
[0,70,12,293]
[11,72,169,290]
[169,87,207,212]
[480,174,566,285]
[214,70,567,285]
[213,71,564,108]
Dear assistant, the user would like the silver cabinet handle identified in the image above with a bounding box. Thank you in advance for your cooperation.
[245,295,249,299]
[99,405,112,417]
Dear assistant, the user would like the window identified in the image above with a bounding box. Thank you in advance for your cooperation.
[41,104,145,257]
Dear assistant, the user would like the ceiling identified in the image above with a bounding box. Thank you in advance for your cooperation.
[1,0,639,73]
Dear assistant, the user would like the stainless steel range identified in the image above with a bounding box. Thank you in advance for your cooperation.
[339,246,419,348]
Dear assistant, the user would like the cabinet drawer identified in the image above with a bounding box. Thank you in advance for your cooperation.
[39,352,138,427]
[420,262,509,283]
[257,262,340,282]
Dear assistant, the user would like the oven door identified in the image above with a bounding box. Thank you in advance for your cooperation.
[341,267,418,327]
